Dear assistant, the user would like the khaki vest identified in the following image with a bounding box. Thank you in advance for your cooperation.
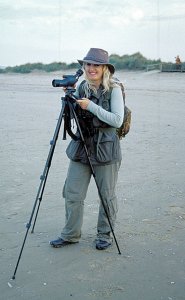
[66,82,122,165]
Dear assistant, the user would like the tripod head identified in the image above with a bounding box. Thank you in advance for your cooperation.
[52,69,83,88]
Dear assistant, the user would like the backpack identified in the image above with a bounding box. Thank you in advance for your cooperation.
[113,79,131,139]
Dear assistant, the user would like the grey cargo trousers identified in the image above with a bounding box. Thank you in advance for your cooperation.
[61,160,121,243]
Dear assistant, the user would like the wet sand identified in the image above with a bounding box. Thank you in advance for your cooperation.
[0,70,185,299]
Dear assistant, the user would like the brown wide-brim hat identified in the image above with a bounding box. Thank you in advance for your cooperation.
[78,48,115,74]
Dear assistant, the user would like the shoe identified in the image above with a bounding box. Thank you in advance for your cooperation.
[49,238,75,248]
[96,240,111,250]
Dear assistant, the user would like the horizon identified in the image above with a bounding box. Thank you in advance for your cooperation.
[0,52,182,69]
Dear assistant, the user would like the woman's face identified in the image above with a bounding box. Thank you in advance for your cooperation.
[84,63,104,85]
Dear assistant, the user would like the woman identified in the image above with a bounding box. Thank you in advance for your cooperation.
[50,48,124,250]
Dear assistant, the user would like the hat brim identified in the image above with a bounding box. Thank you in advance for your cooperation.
[78,59,115,74]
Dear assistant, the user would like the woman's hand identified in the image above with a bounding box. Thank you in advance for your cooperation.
[76,98,90,110]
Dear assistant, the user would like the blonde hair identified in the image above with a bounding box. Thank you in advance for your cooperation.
[82,64,116,97]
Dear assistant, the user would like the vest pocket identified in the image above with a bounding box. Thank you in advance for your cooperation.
[96,134,118,163]
[66,140,85,161]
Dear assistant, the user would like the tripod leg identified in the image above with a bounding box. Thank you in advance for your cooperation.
[68,102,121,254]
[31,139,55,234]
[31,103,66,232]
[12,102,66,280]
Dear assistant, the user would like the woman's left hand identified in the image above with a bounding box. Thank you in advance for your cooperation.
[76,98,90,110]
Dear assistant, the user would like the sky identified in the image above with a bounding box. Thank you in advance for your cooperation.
[1,0,185,66]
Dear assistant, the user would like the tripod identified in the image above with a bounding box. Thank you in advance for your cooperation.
[12,85,121,280]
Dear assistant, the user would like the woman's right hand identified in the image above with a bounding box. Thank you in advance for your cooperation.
[76,98,90,110]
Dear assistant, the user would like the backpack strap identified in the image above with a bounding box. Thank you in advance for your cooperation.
[78,80,87,98]
[112,78,125,105]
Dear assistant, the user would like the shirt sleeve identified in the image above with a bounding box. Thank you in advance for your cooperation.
[87,86,124,128]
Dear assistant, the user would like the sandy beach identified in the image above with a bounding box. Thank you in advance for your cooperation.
[0,70,185,300]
